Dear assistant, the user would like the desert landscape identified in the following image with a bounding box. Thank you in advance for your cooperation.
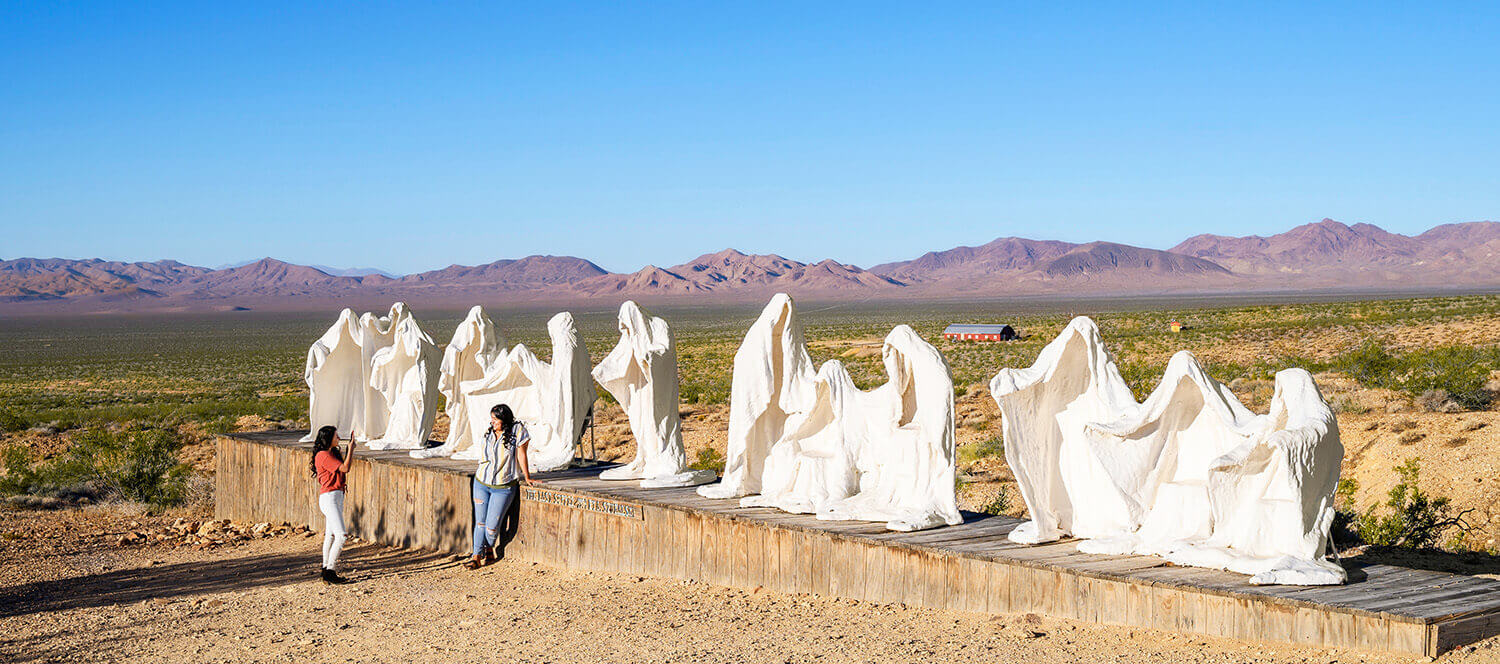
[4,291,1500,661]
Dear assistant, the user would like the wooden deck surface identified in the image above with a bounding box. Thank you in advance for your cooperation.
[219,431,1500,655]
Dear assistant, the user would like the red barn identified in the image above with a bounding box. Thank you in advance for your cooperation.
[943,324,1018,342]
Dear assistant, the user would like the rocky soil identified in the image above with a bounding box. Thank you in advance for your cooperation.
[5,505,1499,664]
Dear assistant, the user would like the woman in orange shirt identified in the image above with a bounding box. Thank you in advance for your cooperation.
[311,425,356,584]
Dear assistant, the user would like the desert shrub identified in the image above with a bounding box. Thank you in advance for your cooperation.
[0,426,192,508]
[0,408,27,433]
[1347,459,1472,549]
[1330,343,1498,411]
[689,446,725,474]
[958,437,1005,467]
[979,484,1010,516]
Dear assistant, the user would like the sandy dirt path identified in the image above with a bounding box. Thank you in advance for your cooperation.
[4,508,1499,664]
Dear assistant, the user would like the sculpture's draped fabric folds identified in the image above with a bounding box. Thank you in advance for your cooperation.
[455,312,596,471]
[355,302,413,440]
[411,306,505,459]
[302,308,366,442]
[739,359,864,514]
[1077,351,1265,553]
[990,319,1346,585]
[698,294,816,500]
[593,301,715,488]
[364,315,441,450]
[1187,369,1344,585]
[988,317,1141,544]
[817,325,962,532]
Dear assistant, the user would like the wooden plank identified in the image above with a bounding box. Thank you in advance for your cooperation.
[810,529,832,597]
[1433,611,1500,655]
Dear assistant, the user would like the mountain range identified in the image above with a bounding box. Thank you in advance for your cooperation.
[4,219,1498,312]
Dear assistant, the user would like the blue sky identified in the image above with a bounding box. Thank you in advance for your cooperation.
[2,3,1497,274]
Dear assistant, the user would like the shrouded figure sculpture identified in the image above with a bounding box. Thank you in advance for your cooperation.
[411,306,506,459]
[301,309,365,442]
[456,312,596,471]
[593,301,715,488]
[354,302,413,440]
[738,359,864,515]
[698,294,816,500]
[815,325,962,532]
[988,316,1141,544]
[991,318,1346,585]
[364,315,442,450]
[1079,356,1345,585]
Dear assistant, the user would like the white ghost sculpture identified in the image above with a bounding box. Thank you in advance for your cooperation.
[698,294,816,500]
[593,301,715,488]
[816,325,962,532]
[1078,356,1345,584]
[992,321,1346,585]
[354,302,413,440]
[364,315,442,450]
[301,308,366,442]
[988,316,1141,544]
[455,312,596,471]
[739,359,864,514]
[411,306,506,460]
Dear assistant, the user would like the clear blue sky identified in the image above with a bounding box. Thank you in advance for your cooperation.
[2,3,1497,274]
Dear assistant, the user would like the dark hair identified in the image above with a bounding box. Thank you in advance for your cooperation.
[310,425,341,477]
[491,404,516,445]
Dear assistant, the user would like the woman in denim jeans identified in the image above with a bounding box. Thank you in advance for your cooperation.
[465,403,535,569]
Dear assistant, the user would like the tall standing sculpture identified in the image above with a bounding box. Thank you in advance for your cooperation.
[364,315,442,450]
[593,301,715,488]
[816,325,962,532]
[698,294,816,500]
[988,316,1141,544]
[354,302,413,440]
[301,308,365,442]
[411,306,506,459]
[456,312,596,471]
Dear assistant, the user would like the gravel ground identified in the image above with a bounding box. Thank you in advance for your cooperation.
[4,506,1499,663]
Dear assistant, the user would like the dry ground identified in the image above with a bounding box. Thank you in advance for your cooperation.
[5,506,1499,664]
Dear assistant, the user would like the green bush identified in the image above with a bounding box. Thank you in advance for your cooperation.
[0,426,192,508]
[979,484,1010,516]
[0,408,27,433]
[958,436,1005,467]
[1343,459,1472,549]
[689,446,725,474]
[1330,343,1498,410]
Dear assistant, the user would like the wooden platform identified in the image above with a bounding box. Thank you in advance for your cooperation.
[217,431,1500,656]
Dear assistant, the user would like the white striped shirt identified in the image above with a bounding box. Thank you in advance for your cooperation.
[476,423,530,487]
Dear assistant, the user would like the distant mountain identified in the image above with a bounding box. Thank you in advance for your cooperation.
[312,265,400,279]
[1170,218,1500,285]
[4,219,1499,312]
[400,255,608,288]
[871,237,1077,282]
[573,249,904,296]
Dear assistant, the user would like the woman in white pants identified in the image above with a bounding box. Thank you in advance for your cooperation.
[311,425,355,584]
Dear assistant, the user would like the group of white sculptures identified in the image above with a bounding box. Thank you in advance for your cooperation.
[303,295,1345,586]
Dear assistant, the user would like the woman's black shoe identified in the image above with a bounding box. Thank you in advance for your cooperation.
[321,568,350,585]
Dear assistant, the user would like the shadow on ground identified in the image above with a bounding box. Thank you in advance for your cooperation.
[0,543,454,619]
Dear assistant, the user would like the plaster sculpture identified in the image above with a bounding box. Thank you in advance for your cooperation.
[455,312,597,471]
[988,316,1142,544]
[411,306,506,459]
[698,294,816,500]
[737,359,863,515]
[593,301,715,488]
[1077,357,1345,585]
[301,308,366,442]
[363,314,442,450]
[815,325,963,532]
[354,302,413,440]
[991,319,1346,585]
